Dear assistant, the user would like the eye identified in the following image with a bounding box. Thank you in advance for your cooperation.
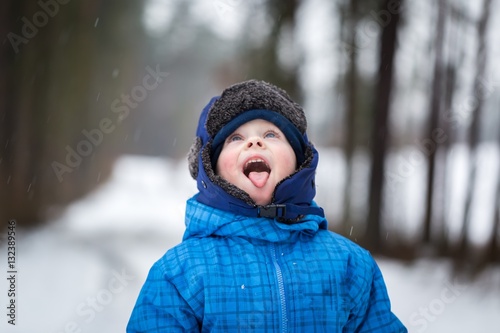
[227,134,243,142]
[264,131,278,139]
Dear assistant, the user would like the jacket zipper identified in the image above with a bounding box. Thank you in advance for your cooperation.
[271,243,288,333]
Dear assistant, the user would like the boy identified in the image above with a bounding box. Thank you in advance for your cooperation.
[127,80,407,332]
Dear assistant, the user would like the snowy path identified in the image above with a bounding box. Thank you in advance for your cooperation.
[1,154,499,333]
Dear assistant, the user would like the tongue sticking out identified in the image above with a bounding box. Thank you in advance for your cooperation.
[244,160,271,188]
[248,171,270,188]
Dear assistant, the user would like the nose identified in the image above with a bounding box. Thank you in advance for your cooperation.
[246,136,264,149]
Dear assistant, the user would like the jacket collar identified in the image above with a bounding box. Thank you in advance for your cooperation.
[183,196,327,243]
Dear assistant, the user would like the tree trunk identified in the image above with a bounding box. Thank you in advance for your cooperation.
[439,8,460,254]
[487,172,500,263]
[341,0,360,234]
[422,0,447,246]
[459,0,492,258]
[241,0,300,101]
[365,0,403,252]
[0,1,18,228]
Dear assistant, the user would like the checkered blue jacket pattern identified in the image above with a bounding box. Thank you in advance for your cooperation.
[127,197,407,332]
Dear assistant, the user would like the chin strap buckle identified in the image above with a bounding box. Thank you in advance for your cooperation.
[258,204,287,218]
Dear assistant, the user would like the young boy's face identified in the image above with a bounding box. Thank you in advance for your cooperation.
[215,119,297,205]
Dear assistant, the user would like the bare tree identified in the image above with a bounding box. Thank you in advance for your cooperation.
[459,0,492,259]
[365,0,403,252]
[438,2,466,255]
[240,0,301,100]
[340,0,360,234]
[487,157,500,263]
[422,0,447,246]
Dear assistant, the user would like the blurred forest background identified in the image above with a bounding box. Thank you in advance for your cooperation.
[1,0,499,272]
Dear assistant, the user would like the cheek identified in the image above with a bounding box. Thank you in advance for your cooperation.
[276,144,297,175]
[285,157,297,175]
[216,150,237,176]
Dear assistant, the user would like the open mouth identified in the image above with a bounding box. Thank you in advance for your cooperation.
[243,159,271,188]
[243,159,271,177]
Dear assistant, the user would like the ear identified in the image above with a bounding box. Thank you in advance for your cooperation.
[187,137,202,179]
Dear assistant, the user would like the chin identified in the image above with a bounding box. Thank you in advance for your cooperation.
[254,199,271,206]
[248,191,272,206]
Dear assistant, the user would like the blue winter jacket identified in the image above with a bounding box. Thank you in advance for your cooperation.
[127,196,407,332]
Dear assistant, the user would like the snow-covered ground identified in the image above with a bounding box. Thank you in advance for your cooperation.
[1,152,499,333]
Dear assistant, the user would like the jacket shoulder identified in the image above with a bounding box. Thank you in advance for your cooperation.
[316,229,373,263]
[156,237,221,280]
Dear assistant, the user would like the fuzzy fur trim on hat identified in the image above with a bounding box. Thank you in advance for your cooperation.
[188,136,202,179]
[206,80,307,137]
